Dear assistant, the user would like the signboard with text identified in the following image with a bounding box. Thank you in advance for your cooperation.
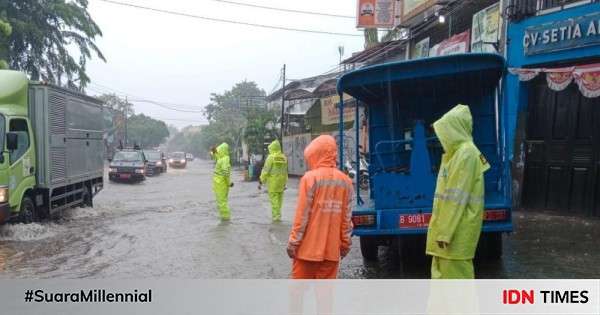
[402,0,436,21]
[524,12,600,56]
[430,31,470,57]
[357,0,396,28]
[321,94,355,125]
[471,3,500,53]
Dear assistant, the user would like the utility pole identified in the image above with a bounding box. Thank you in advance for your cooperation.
[280,64,286,141]
[124,96,128,146]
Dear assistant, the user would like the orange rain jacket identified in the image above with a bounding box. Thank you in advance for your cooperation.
[288,135,354,262]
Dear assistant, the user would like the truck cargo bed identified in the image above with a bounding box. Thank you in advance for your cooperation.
[28,84,104,189]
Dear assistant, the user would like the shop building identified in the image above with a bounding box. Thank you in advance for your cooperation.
[505,0,600,216]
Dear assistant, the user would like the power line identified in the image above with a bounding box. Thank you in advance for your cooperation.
[96,0,362,37]
[211,0,354,19]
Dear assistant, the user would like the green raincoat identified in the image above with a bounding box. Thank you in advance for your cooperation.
[426,105,490,278]
[213,143,231,220]
[260,140,288,221]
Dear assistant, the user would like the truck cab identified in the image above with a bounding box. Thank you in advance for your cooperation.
[337,54,513,261]
[0,70,104,224]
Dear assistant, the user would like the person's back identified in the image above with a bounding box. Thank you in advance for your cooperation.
[213,143,232,220]
[259,140,288,221]
[288,135,353,279]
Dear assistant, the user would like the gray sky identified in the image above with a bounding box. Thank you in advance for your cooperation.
[86,0,365,128]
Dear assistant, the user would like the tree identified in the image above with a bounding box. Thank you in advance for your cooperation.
[127,114,170,149]
[243,107,278,157]
[202,81,267,163]
[96,93,135,116]
[0,15,11,69]
[0,0,105,89]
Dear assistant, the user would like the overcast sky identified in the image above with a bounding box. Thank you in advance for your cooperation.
[86,0,365,128]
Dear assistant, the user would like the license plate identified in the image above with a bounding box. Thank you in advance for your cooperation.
[120,174,131,179]
[399,213,431,228]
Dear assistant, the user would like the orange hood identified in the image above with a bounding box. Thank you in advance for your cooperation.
[304,135,337,170]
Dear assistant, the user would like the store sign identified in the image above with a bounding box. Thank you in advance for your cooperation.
[321,94,354,125]
[471,3,500,53]
[357,0,397,28]
[430,31,470,57]
[524,12,600,56]
[412,37,430,59]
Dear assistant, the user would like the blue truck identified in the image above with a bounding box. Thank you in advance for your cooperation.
[336,54,513,261]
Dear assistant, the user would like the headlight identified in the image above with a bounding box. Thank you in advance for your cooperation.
[180,159,186,163]
[135,168,145,174]
[0,186,8,203]
[156,161,162,166]
[109,167,117,173]
[169,159,174,163]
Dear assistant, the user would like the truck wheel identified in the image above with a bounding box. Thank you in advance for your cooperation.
[18,196,37,224]
[360,236,379,261]
[397,235,427,264]
[81,187,92,208]
[484,232,503,260]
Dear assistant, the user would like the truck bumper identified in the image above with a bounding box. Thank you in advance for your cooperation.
[0,202,12,224]
[352,207,513,237]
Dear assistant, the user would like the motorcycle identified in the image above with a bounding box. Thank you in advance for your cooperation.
[344,155,369,190]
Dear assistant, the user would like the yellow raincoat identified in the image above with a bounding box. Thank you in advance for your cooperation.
[213,143,232,220]
[260,140,288,221]
[426,105,490,279]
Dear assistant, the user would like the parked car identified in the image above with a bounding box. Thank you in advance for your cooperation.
[169,152,187,168]
[186,153,195,161]
[108,150,147,182]
[144,150,167,175]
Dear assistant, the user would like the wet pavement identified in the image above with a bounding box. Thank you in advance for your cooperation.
[0,160,599,279]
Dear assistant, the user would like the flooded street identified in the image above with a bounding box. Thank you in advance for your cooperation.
[0,160,599,279]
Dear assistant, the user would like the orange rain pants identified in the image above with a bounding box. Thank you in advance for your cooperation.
[291,259,339,279]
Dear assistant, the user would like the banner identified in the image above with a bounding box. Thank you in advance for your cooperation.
[431,31,471,57]
[471,3,500,53]
[321,94,355,125]
[1,280,599,315]
[509,63,600,97]
[356,0,396,28]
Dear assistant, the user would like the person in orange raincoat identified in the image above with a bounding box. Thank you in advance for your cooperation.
[287,135,354,279]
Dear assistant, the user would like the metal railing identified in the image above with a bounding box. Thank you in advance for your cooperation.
[507,0,596,21]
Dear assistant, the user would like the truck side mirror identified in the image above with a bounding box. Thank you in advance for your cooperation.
[6,132,18,151]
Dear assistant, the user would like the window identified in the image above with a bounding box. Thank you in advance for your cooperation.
[9,119,30,164]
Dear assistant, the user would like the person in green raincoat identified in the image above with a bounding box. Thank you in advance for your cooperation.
[426,104,490,279]
[259,140,288,222]
[213,143,233,220]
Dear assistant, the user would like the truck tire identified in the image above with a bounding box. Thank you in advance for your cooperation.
[18,196,37,224]
[483,232,503,260]
[360,236,379,261]
[81,187,92,208]
[397,235,427,264]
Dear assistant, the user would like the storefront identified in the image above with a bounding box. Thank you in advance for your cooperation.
[506,2,600,216]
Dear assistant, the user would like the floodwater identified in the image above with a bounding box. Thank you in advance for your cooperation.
[0,160,599,279]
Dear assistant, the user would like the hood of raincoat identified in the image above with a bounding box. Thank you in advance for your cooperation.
[433,104,473,154]
[267,140,281,154]
[215,143,229,159]
[304,135,337,170]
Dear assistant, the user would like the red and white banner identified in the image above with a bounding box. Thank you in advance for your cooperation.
[434,31,471,57]
[509,63,600,98]
[356,0,396,28]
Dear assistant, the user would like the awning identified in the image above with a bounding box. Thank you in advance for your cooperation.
[337,53,505,104]
[509,64,600,98]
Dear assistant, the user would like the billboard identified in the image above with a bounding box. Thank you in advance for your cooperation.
[357,0,397,28]
[402,0,437,21]
[471,3,500,53]
[321,94,355,125]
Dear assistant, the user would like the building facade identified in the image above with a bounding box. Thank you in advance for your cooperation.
[505,0,600,216]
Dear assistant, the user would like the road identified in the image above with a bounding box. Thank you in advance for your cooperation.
[0,160,599,279]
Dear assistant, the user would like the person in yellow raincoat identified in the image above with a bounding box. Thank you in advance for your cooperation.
[426,104,490,279]
[213,143,233,220]
[259,140,288,222]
